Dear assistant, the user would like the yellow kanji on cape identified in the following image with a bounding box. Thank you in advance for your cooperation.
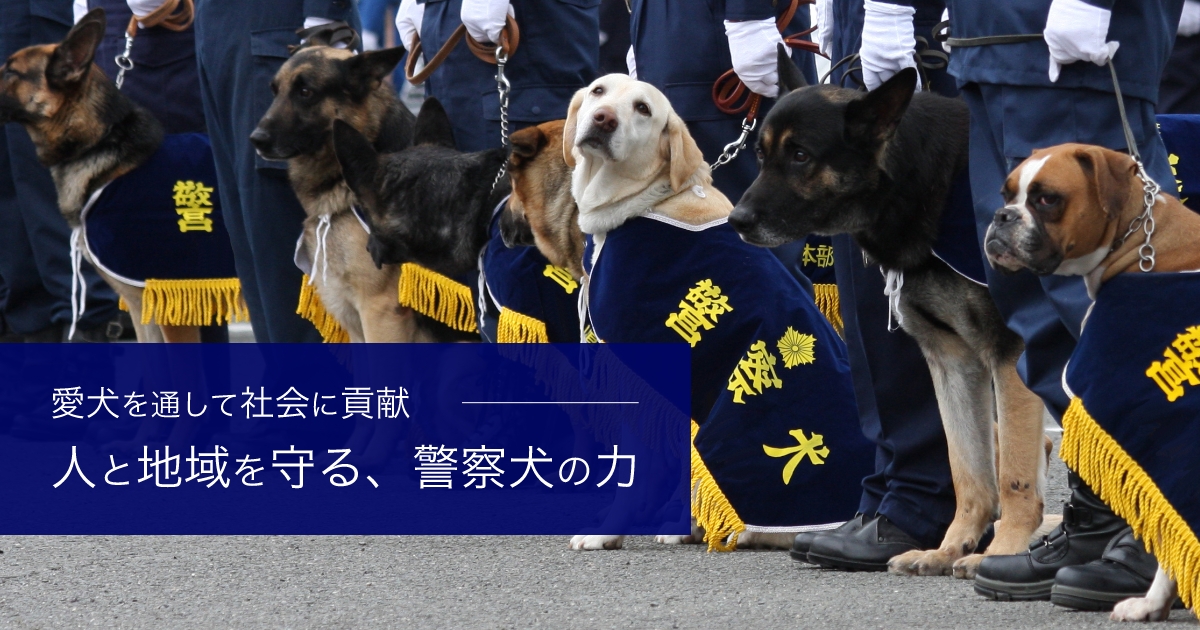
[764,429,829,484]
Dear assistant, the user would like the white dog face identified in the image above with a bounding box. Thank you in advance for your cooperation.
[564,74,703,194]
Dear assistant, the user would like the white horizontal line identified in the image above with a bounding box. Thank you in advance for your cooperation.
[460,401,639,405]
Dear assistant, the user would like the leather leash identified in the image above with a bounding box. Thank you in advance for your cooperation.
[405,15,520,85]
[711,0,822,119]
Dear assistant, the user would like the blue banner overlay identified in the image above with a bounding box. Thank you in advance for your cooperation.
[0,344,691,535]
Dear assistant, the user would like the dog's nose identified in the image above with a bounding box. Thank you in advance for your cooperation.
[592,107,617,133]
[992,206,1020,226]
[249,127,272,151]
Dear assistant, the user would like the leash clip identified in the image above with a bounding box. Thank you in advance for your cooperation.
[711,117,756,171]
[114,32,135,90]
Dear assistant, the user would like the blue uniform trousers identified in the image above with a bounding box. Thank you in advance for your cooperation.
[194,1,359,342]
[0,0,117,335]
[961,84,1176,417]
[829,0,956,546]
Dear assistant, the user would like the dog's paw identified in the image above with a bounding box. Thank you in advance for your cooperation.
[887,549,957,576]
[569,535,624,550]
[951,553,985,579]
[654,534,697,544]
[1111,596,1172,622]
[736,531,794,550]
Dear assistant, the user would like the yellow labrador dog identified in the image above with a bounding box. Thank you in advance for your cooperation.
[563,74,800,551]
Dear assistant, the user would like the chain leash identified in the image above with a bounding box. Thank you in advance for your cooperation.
[489,47,508,192]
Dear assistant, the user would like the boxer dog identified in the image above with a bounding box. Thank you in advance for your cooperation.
[728,49,1049,577]
[986,143,1200,622]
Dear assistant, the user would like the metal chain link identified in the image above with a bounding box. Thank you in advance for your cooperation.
[491,47,511,192]
[710,117,756,172]
[1107,59,1159,272]
[114,33,135,90]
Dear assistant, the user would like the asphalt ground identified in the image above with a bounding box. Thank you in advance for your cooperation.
[2,432,1194,629]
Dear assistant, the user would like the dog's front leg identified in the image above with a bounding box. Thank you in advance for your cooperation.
[1111,566,1177,622]
[953,358,1045,578]
[889,337,998,576]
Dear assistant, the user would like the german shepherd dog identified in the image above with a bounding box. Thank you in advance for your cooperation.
[502,120,586,281]
[728,49,1048,577]
[0,9,197,342]
[251,39,422,342]
[332,97,508,283]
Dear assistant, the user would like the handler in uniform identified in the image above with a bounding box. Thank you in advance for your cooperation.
[795,0,960,572]
[194,0,360,342]
[946,0,1184,606]
[0,0,119,342]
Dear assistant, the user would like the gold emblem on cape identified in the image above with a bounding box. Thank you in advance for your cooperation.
[802,243,834,268]
[173,180,215,232]
[543,265,578,294]
[1146,324,1200,402]
[777,327,816,368]
[763,429,829,484]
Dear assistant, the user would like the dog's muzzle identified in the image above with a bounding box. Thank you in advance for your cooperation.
[985,206,1059,275]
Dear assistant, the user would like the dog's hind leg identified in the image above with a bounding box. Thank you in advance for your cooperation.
[160,325,201,343]
[889,334,998,576]
[952,357,1045,578]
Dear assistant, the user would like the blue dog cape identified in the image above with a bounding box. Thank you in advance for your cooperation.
[1157,114,1200,212]
[585,214,873,549]
[1059,272,1200,609]
[482,211,581,343]
[80,133,244,327]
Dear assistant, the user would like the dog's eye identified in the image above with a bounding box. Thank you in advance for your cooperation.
[792,150,809,164]
[634,102,650,116]
[1034,194,1060,207]
[592,86,604,96]
[298,87,314,99]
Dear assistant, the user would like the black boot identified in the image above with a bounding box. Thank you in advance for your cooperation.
[807,514,922,571]
[791,513,867,564]
[974,472,1127,601]
[1051,527,1168,611]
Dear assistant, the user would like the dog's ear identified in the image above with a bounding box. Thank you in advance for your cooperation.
[413,97,456,148]
[843,67,916,148]
[562,87,587,168]
[777,44,807,96]
[333,119,380,204]
[47,9,106,89]
[343,46,407,94]
[666,112,704,192]
[1074,146,1135,221]
[509,125,548,168]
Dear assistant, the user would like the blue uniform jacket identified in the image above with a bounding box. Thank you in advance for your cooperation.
[90,0,205,135]
[418,0,600,151]
[945,0,1183,104]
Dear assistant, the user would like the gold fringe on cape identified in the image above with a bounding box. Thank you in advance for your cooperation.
[812,283,843,337]
[691,420,745,552]
[497,307,550,343]
[1060,397,1199,609]
[296,276,350,343]
[117,297,129,312]
[141,278,248,327]
[398,262,478,333]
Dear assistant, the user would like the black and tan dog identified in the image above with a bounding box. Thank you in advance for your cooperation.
[251,38,422,342]
[332,98,508,280]
[728,49,1049,577]
[503,120,585,280]
[0,9,194,342]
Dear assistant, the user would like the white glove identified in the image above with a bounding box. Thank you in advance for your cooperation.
[940,7,950,53]
[395,0,425,51]
[626,45,637,79]
[860,0,920,92]
[725,18,786,98]
[815,0,835,57]
[73,0,88,23]
[461,0,513,44]
[301,17,352,48]
[127,0,168,18]
[1044,0,1119,82]
[1180,0,1200,37]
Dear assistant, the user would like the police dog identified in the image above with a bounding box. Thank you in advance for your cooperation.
[727,50,1048,577]
[985,144,1200,621]
[503,120,585,280]
[0,9,197,342]
[251,38,421,342]
[332,97,507,283]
